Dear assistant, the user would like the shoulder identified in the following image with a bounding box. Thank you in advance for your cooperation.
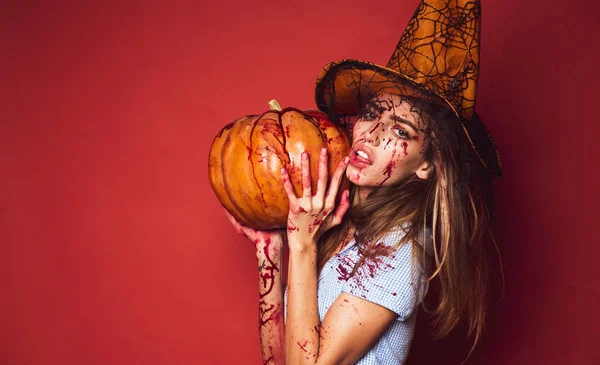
[342,225,430,319]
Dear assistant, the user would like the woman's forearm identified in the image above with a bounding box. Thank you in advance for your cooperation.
[285,242,320,364]
[255,236,286,365]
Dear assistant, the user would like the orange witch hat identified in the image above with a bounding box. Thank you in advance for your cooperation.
[315,0,502,178]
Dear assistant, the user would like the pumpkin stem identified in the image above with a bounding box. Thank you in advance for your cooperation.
[268,99,282,111]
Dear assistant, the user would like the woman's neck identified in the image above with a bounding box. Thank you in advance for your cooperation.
[334,224,356,255]
[357,187,371,202]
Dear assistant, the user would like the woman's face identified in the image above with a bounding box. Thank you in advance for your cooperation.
[346,93,431,189]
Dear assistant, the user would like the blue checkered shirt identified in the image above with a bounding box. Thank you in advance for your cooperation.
[286,226,429,364]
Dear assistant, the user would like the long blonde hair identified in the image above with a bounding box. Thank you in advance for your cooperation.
[318,103,495,351]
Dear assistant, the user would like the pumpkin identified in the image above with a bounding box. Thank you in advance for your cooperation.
[208,101,352,230]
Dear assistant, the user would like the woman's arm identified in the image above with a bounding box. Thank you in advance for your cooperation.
[285,227,398,364]
[282,150,425,364]
[285,237,320,362]
[226,212,286,365]
[287,236,421,364]
[289,286,397,364]
[281,149,352,364]
[256,235,285,365]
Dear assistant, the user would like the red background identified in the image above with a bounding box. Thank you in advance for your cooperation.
[2,0,599,364]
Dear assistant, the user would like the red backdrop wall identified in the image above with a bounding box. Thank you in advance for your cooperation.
[2,0,599,364]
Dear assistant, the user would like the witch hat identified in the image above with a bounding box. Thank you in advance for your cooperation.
[315,0,502,178]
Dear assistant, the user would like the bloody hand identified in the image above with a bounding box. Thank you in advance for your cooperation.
[281,148,351,250]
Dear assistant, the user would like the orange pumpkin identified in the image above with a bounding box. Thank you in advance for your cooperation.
[208,104,352,230]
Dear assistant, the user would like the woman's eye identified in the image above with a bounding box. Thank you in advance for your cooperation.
[361,111,378,121]
[393,127,409,139]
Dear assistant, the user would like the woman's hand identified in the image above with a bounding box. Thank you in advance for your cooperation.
[224,210,285,252]
[281,148,351,251]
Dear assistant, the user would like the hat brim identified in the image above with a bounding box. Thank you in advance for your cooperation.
[315,59,456,117]
[314,60,502,178]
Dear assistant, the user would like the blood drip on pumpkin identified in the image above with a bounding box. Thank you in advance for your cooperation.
[284,124,294,139]
[261,122,284,138]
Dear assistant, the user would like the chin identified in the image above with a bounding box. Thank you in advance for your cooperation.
[345,166,362,185]
[346,170,377,187]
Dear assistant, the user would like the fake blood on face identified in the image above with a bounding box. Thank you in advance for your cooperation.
[401,141,408,156]
[380,141,399,185]
[368,121,383,134]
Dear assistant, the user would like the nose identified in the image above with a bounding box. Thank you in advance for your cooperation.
[363,121,384,146]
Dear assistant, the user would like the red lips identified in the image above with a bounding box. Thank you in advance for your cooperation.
[349,144,373,168]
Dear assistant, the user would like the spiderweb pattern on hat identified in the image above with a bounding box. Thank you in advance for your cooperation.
[315,0,502,180]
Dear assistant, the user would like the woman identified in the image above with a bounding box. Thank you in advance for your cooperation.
[226,0,501,363]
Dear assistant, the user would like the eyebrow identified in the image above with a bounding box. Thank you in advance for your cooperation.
[389,114,419,133]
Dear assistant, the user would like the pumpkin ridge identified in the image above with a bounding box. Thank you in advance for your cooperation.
[208,123,241,222]
[221,119,253,224]
[248,117,267,209]
[215,122,235,139]
[278,113,288,170]
[306,114,328,144]
[263,117,289,180]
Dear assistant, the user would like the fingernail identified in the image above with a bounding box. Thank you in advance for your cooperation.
[281,168,287,175]
[302,151,308,159]
[321,147,327,155]
[344,156,350,163]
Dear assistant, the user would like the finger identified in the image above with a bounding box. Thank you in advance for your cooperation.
[301,151,312,198]
[223,209,243,234]
[329,190,351,227]
[316,147,328,202]
[281,167,298,204]
[240,226,259,241]
[324,156,350,208]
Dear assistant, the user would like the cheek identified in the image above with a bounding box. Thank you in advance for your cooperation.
[377,141,419,184]
[379,146,402,184]
[353,130,368,143]
[352,123,367,141]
